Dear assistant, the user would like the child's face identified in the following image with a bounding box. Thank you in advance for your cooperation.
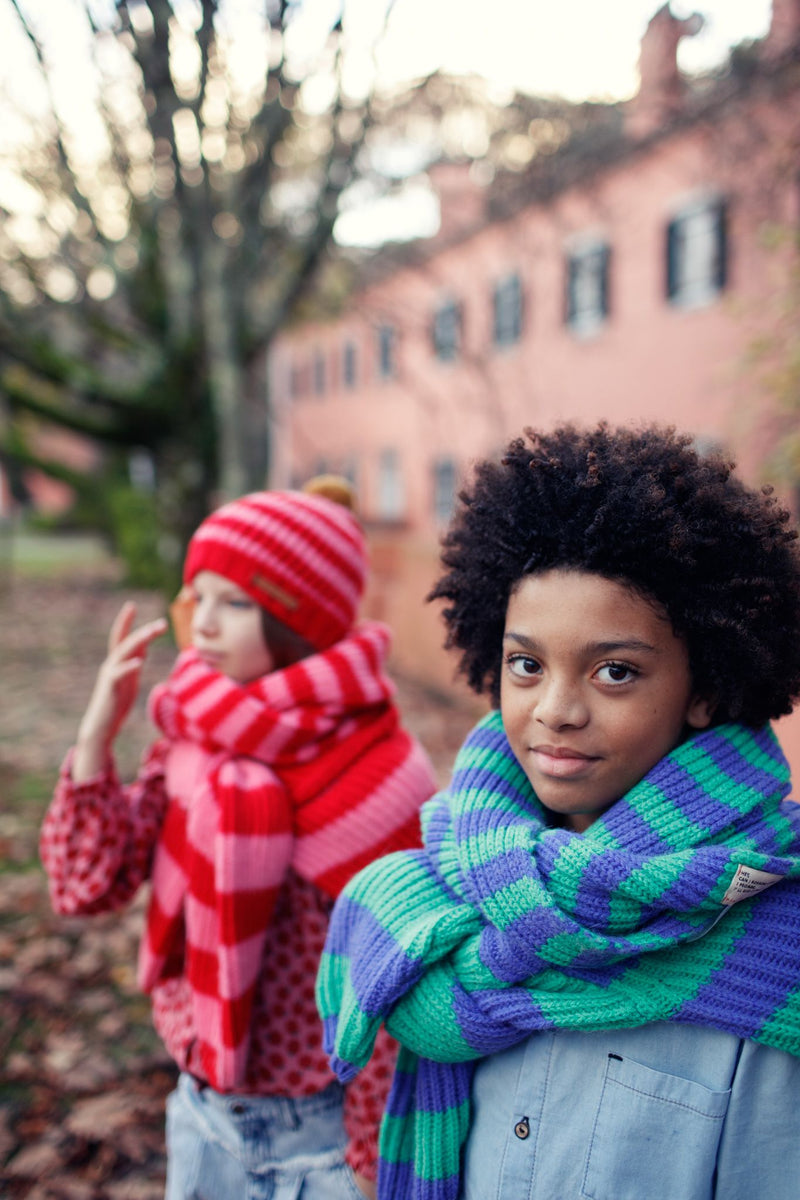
[501,569,713,832]
[189,570,274,684]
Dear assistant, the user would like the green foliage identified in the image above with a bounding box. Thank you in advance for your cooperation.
[106,483,174,592]
[740,229,800,495]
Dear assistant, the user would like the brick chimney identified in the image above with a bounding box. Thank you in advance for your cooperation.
[626,4,704,139]
[765,0,800,56]
[427,160,488,242]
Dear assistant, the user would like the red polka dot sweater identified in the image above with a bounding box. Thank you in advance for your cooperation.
[40,622,436,1180]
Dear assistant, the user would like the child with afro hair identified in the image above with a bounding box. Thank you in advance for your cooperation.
[318,423,800,1200]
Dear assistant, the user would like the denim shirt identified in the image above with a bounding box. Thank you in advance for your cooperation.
[461,1022,800,1200]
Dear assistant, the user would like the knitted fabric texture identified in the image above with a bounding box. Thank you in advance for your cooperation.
[317,709,800,1200]
[183,489,367,650]
[141,620,435,1090]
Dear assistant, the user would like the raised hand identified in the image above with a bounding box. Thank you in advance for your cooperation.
[72,602,168,783]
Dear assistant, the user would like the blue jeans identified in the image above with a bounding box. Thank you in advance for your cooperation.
[165,1074,368,1200]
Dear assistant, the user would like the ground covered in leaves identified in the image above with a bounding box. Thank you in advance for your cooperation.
[0,555,475,1198]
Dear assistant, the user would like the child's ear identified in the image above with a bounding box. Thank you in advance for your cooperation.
[686,693,716,730]
[170,586,196,651]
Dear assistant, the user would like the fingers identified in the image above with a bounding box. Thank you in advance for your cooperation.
[108,655,148,684]
[77,614,168,754]
[108,628,165,683]
[108,601,137,653]
[122,618,169,659]
[108,609,168,665]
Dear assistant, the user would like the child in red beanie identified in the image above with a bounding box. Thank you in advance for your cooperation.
[40,479,436,1200]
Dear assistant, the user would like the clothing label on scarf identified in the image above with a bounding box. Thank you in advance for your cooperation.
[722,865,785,906]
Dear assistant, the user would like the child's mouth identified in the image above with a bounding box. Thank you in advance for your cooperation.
[530,747,599,778]
[197,649,224,668]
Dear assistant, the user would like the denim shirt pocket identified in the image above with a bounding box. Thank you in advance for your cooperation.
[581,1051,731,1200]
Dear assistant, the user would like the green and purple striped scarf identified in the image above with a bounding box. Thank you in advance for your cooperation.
[317,710,800,1200]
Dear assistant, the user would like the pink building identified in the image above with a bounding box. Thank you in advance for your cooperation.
[271,1,800,770]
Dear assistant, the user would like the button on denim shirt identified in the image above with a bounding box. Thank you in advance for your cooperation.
[461,1022,800,1199]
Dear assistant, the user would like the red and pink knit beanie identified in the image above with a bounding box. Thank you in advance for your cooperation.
[183,481,367,651]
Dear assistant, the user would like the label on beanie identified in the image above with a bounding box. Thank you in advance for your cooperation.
[251,573,299,611]
[722,864,785,906]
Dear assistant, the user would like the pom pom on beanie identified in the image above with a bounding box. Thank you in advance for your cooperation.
[183,477,366,650]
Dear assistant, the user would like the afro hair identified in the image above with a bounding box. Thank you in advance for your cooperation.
[430,423,800,728]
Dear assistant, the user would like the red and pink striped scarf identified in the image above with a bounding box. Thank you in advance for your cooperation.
[139,620,435,1090]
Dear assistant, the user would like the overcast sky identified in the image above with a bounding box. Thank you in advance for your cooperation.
[360,0,773,100]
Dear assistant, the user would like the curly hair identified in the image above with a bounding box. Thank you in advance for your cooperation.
[429,423,800,727]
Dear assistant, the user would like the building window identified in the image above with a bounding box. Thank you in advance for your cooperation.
[377,448,404,519]
[342,339,357,388]
[666,199,727,308]
[312,349,326,396]
[493,272,523,347]
[432,457,458,525]
[432,298,462,362]
[566,242,610,336]
[289,360,305,399]
[294,459,329,487]
[340,456,359,491]
[377,324,396,379]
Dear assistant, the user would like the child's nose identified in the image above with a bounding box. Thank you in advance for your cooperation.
[533,676,589,730]
[192,600,218,637]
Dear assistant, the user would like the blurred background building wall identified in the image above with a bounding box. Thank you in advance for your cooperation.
[271,0,800,760]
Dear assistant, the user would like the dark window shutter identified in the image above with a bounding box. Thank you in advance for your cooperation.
[378,325,395,378]
[313,351,325,395]
[599,245,611,317]
[565,255,577,324]
[343,340,357,388]
[715,201,728,292]
[666,218,679,299]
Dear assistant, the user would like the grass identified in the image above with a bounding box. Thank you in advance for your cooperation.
[2,767,54,811]
[0,528,117,579]
[0,767,52,874]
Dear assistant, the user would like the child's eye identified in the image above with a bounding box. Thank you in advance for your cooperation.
[228,597,254,610]
[596,661,638,685]
[506,654,542,679]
